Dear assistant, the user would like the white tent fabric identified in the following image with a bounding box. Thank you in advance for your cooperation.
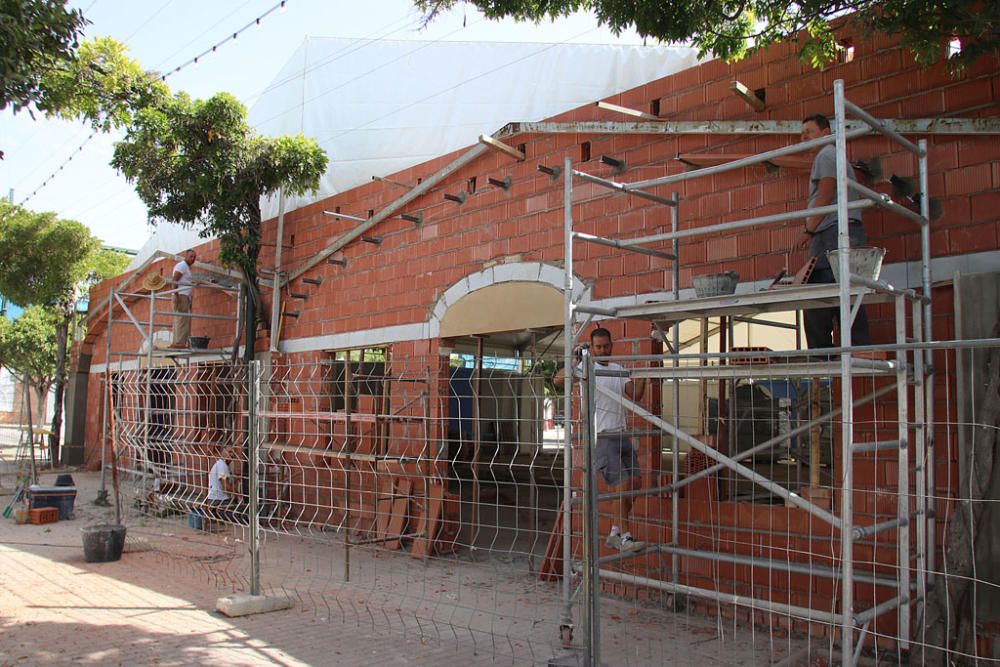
[126,221,206,271]
[252,37,701,219]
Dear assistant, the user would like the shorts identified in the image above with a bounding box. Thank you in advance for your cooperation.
[595,433,639,487]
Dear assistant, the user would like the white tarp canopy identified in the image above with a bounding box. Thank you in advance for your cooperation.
[252,37,701,218]
[131,37,700,269]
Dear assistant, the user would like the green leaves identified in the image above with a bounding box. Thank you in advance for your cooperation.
[111,90,328,284]
[415,0,999,70]
[0,305,60,386]
[0,202,99,307]
[0,0,87,113]
[37,37,169,131]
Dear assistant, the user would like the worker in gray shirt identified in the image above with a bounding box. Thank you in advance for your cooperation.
[800,113,871,349]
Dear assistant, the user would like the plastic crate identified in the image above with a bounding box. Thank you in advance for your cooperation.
[29,485,77,520]
[30,507,59,525]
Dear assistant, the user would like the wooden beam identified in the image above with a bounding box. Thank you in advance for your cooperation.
[730,80,766,112]
[372,175,414,190]
[477,134,525,161]
[288,143,489,282]
[595,100,659,120]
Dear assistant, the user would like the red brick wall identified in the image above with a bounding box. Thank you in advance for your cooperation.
[80,27,998,643]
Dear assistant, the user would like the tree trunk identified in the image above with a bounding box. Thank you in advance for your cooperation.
[25,379,37,483]
[49,309,71,466]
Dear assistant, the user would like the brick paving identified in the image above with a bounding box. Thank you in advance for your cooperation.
[1,469,812,666]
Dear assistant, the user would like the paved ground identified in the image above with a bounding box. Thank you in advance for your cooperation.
[1,466,816,666]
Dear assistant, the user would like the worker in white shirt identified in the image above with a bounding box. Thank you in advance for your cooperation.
[169,249,197,348]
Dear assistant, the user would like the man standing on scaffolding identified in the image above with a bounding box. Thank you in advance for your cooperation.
[169,249,197,349]
[555,327,647,553]
[800,113,871,349]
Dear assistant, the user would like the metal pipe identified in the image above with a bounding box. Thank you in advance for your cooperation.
[269,189,286,352]
[849,275,928,303]
[852,514,911,541]
[151,310,240,322]
[574,305,617,317]
[918,137,936,591]
[249,359,261,596]
[846,180,927,227]
[572,231,677,260]
[601,337,1000,361]
[851,439,901,453]
[834,79,855,667]
[894,295,912,649]
[624,128,870,191]
[595,543,900,588]
[560,155,575,633]
[572,169,678,206]
[853,621,870,665]
[98,294,113,502]
[670,192,681,591]
[599,385,840,526]
[582,349,600,663]
[598,568,843,625]
[612,199,873,246]
[844,100,924,156]
[853,594,908,626]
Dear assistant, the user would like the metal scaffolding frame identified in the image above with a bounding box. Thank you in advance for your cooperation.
[561,80,936,666]
[98,279,244,503]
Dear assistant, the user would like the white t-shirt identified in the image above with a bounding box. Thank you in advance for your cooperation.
[207,459,230,501]
[577,361,629,434]
[173,260,193,297]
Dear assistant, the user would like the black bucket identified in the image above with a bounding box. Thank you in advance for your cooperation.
[81,523,127,563]
[54,474,75,487]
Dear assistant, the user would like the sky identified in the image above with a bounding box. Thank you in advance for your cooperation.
[0,0,654,252]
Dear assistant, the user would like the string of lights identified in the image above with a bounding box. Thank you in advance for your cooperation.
[17,0,290,207]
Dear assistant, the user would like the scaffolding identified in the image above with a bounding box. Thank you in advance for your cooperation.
[562,80,936,665]
[99,275,243,502]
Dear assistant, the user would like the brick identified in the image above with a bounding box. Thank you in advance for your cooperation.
[944,163,993,195]
[943,78,996,113]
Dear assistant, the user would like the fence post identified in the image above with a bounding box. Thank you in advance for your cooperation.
[248,359,261,596]
[581,348,601,664]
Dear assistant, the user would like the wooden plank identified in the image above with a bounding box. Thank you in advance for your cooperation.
[411,482,444,560]
[477,134,525,161]
[595,100,659,120]
[538,501,565,581]
[385,478,411,550]
[374,476,395,541]
[730,80,766,112]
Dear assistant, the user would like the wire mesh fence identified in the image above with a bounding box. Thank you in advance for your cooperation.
[99,336,999,665]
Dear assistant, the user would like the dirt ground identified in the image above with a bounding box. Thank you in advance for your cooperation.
[1,457,823,666]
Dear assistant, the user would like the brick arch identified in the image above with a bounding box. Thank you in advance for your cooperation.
[427,262,590,339]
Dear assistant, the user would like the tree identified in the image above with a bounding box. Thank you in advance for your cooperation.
[111,91,328,361]
[0,202,129,463]
[0,306,60,479]
[415,0,1000,69]
[0,0,87,115]
[37,36,169,132]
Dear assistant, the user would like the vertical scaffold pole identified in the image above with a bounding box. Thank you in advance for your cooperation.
[561,156,575,636]
[833,79,855,666]
[98,292,114,503]
[895,295,911,649]
[670,193,681,589]
[918,138,935,592]
[249,359,262,596]
[582,348,601,664]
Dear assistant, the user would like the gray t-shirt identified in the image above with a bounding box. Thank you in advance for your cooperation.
[808,143,862,233]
